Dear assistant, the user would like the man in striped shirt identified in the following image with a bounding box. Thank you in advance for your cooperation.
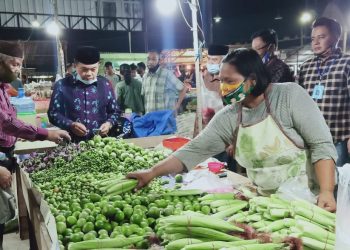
[299,17,350,166]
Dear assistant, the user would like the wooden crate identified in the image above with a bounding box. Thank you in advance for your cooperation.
[18,167,57,250]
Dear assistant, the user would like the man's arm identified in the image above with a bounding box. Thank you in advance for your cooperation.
[47,81,73,130]
[0,107,48,141]
[170,72,188,111]
[175,86,188,111]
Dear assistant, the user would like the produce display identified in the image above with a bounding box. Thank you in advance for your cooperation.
[21,136,336,250]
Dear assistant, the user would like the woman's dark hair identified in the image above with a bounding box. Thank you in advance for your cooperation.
[120,63,132,85]
[222,48,271,96]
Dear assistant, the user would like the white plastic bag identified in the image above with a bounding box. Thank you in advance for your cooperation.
[276,175,317,204]
[335,164,350,250]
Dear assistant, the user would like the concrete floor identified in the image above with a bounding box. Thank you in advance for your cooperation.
[3,232,29,250]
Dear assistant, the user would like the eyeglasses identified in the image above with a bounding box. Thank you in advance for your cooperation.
[254,43,270,51]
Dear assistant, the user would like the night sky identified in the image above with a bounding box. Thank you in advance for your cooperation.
[1,0,350,72]
[212,0,350,45]
[146,0,350,50]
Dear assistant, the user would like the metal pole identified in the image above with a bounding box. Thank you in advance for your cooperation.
[343,30,348,53]
[300,26,304,47]
[143,0,148,52]
[128,31,132,53]
[53,0,64,77]
[190,0,202,132]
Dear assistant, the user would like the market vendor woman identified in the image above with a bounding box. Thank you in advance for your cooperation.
[128,49,337,212]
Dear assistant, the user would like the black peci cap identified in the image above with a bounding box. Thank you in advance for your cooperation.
[75,46,100,64]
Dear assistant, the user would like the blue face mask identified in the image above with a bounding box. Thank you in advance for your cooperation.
[76,74,97,85]
[207,63,220,74]
[262,51,270,64]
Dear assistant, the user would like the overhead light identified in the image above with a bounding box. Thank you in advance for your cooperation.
[300,12,312,24]
[31,20,40,28]
[156,0,177,16]
[274,14,283,20]
[213,15,222,23]
[46,21,60,36]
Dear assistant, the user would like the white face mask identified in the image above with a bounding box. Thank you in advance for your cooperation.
[207,63,221,74]
[76,74,97,85]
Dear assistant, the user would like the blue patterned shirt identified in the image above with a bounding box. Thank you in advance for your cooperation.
[48,75,120,141]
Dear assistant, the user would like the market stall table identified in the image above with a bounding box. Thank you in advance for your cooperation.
[14,135,251,250]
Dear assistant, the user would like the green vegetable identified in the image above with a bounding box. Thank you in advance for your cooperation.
[165,189,203,196]
[257,218,295,232]
[223,243,287,250]
[211,202,248,219]
[105,179,138,195]
[198,193,235,201]
[291,206,334,228]
[291,200,335,220]
[165,238,203,250]
[296,219,335,243]
[159,215,244,232]
[175,174,183,183]
[164,226,242,241]
[209,200,245,208]
[68,236,143,250]
[302,237,334,250]
[182,240,259,250]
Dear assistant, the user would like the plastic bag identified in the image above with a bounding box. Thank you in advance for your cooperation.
[181,169,233,193]
[0,188,16,224]
[335,165,350,250]
[276,175,317,204]
[132,110,177,137]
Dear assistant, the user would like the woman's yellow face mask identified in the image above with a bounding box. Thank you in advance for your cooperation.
[219,63,254,104]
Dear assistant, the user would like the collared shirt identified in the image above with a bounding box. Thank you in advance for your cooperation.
[0,83,48,148]
[105,74,121,90]
[48,75,120,142]
[299,48,350,143]
[116,79,144,114]
[142,67,184,113]
[266,56,294,83]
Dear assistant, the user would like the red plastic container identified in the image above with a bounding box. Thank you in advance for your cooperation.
[162,137,190,151]
[208,162,225,173]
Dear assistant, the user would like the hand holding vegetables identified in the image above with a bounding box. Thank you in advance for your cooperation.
[127,155,185,189]
[127,169,155,190]
[47,129,71,144]
[99,122,112,136]
[70,122,88,137]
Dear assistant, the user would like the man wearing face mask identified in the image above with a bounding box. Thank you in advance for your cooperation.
[193,44,228,137]
[299,17,350,167]
[251,29,293,83]
[0,41,71,249]
[142,51,188,114]
[48,46,121,142]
